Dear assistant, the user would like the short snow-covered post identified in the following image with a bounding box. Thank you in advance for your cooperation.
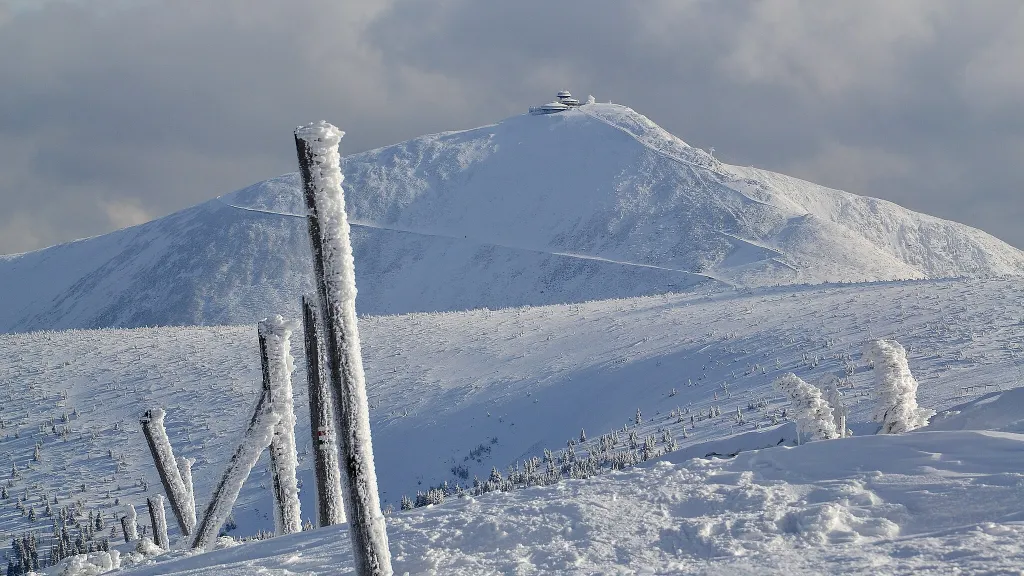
[140,409,193,537]
[192,389,280,550]
[148,495,169,550]
[176,456,197,530]
[303,295,346,527]
[260,316,303,536]
[863,340,934,434]
[296,122,392,575]
[122,504,139,542]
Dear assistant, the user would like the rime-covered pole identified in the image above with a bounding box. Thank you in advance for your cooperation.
[140,409,193,536]
[123,504,139,542]
[296,122,392,575]
[148,495,169,550]
[120,516,132,543]
[303,295,346,527]
[260,316,303,536]
[191,390,281,550]
[176,456,197,530]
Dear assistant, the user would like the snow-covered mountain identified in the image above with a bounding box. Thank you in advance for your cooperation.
[2,103,1023,333]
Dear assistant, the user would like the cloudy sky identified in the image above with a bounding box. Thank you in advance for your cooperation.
[1,0,1022,254]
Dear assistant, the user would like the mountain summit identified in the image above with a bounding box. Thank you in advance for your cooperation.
[2,103,1022,332]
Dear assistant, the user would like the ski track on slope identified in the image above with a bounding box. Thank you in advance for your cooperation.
[218,198,729,286]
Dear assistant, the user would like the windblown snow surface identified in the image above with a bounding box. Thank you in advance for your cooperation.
[2,277,1024,574]
[2,104,1023,333]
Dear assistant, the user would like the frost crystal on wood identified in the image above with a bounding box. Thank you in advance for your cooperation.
[296,121,392,575]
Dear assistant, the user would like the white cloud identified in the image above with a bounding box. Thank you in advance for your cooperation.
[103,199,152,230]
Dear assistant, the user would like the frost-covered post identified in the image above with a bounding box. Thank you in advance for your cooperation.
[303,295,346,527]
[773,373,838,442]
[122,504,139,542]
[191,389,280,550]
[140,409,193,536]
[260,316,303,536]
[863,340,934,434]
[148,495,169,550]
[176,456,196,530]
[296,122,392,575]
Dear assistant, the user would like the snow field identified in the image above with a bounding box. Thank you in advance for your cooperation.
[1,277,1023,572]
[113,430,1024,575]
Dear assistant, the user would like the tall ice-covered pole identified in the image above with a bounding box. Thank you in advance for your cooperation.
[295,121,392,576]
[303,295,346,527]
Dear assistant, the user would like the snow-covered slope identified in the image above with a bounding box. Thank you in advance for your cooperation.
[110,430,1024,575]
[2,277,1022,554]
[3,104,1023,333]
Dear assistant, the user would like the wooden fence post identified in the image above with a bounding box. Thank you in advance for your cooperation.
[148,495,169,550]
[260,317,303,536]
[295,122,392,575]
[303,295,345,527]
[191,389,279,550]
[140,409,193,537]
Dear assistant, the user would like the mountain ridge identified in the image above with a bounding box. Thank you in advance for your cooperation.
[2,103,1022,333]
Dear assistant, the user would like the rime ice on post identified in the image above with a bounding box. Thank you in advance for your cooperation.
[148,495,169,550]
[123,504,139,541]
[295,121,392,576]
[140,409,193,536]
[303,295,346,527]
[863,339,935,434]
[176,456,197,530]
[192,389,281,550]
[259,315,303,536]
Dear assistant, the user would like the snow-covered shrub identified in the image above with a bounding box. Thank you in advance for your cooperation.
[773,373,838,441]
[863,339,934,434]
[60,549,120,576]
[821,376,849,438]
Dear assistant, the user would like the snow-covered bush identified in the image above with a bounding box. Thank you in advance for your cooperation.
[60,549,120,576]
[773,373,838,441]
[863,339,934,434]
[821,376,848,438]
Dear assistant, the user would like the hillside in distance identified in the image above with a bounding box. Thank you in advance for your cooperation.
[2,103,1023,332]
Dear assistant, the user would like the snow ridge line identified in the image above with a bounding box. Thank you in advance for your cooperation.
[216,198,730,286]
[577,107,776,209]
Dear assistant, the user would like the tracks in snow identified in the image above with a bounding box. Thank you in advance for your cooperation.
[217,199,729,287]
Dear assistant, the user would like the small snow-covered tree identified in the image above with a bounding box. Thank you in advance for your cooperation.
[863,340,934,434]
[773,373,838,442]
[579,429,586,443]
[822,377,848,438]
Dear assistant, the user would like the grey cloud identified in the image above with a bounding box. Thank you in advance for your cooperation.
[0,0,1021,254]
